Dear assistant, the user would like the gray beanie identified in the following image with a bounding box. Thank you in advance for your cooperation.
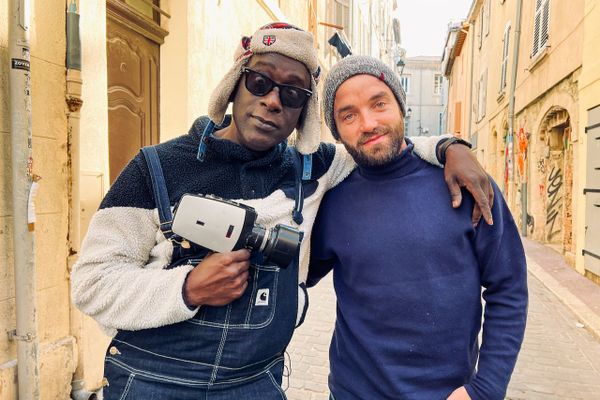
[322,55,406,140]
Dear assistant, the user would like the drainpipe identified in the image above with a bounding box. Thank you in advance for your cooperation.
[8,0,40,398]
[66,0,83,256]
[64,1,98,399]
[467,18,475,143]
[507,0,524,234]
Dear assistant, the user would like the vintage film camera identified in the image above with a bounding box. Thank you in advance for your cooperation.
[172,194,302,267]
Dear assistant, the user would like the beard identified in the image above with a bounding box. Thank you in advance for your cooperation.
[341,121,405,168]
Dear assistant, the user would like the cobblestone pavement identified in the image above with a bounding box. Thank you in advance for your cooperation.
[285,270,600,399]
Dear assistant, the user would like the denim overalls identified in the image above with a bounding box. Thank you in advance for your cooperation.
[102,141,309,399]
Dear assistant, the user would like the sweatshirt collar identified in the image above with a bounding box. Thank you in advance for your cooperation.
[189,115,287,166]
[357,139,422,180]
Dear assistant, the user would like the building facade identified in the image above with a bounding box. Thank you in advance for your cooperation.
[0,0,400,397]
[442,0,600,285]
[401,56,447,137]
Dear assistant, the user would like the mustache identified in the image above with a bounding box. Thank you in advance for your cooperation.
[358,127,390,145]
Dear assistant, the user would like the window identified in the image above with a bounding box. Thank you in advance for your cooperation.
[438,112,444,135]
[532,0,550,57]
[334,0,350,34]
[500,23,511,91]
[477,69,488,121]
[478,7,484,49]
[400,75,410,94]
[454,102,462,134]
[434,74,443,95]
[484,0,491,37]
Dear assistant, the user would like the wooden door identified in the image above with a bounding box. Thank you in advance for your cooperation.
[106,0,167,183]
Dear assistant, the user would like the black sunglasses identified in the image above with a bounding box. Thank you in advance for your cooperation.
[242,67,312,109]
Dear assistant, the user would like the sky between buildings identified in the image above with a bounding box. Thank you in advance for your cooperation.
[396,0,474,58]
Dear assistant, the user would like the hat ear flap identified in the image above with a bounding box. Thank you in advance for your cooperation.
[294,77,321,155]
[207,58,249,125]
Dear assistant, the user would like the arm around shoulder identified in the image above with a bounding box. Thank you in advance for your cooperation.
[409,133,452,167]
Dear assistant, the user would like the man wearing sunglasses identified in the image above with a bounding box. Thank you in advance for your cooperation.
[72,23,493,399]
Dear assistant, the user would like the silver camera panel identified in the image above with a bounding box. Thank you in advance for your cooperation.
[172,194,246,253]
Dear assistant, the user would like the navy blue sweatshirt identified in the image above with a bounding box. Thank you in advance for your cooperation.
[308,144,528,400]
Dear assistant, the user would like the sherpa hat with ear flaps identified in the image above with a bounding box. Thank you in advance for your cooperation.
[207,22,321,155]
[322,55,407,140]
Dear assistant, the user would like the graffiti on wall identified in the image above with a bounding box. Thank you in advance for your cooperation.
[545,165,563,241]
[517,128,528,181]
[536,158,546,174]
[504,134,514,191]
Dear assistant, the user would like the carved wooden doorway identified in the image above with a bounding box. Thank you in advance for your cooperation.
[106,0,168,183]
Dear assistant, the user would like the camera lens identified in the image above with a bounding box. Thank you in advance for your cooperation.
[246,225,268,252]
[262,224,302,267]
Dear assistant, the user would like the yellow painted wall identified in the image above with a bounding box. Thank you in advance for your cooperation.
[0,0,77,398]
[512,0,583,266]
[446,27,473,140]
[447,0,587,273]
[514,0,585,114]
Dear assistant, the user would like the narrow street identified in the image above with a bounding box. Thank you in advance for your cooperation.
[287,240,600,400]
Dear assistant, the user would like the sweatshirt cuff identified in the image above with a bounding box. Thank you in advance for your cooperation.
[464,380,503,400]
[178,266,200,314]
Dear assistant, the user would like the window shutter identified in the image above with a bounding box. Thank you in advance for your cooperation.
[541,0,550,48]
[475,80,480,120]
[532,0,542,56]
[478,8,484,49]
[482,69,488,118]
[485,0,491,36]
[501,24,511,90]
[454,102,462,134]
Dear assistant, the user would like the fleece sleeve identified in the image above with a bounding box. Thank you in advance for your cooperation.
[409,133,452,167]
[464,182,528,400]
[70,156,198,333]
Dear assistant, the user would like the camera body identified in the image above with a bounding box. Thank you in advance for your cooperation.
[172,194,302,267]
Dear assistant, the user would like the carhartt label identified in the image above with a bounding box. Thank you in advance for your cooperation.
[255,289,269,306]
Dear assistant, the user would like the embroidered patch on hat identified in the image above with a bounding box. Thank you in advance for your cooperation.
[379,72,385,81]
[263,35,276,46]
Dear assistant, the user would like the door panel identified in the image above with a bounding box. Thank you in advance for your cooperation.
[106,4,162,184]
[584,108,600,276]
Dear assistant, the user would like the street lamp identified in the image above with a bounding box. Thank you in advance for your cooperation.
[396,59,406,75]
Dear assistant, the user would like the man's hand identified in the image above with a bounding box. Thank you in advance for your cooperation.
[183,249,251,307]
[444,144,494,226]
[447,386,472,400]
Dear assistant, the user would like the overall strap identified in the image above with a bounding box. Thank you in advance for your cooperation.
[141,146,174,238]
[287,147,312,225]
[197,120,216,162]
